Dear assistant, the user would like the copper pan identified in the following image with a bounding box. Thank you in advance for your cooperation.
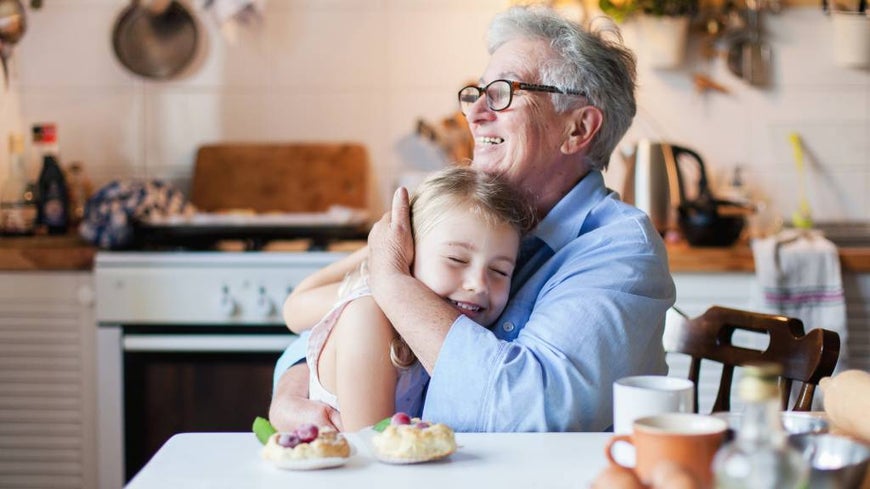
[111,0,198,80]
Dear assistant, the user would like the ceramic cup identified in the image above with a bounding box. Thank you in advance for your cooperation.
[605,413,728,489]
[613,376,695,433]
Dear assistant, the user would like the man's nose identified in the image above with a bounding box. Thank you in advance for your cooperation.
[465,94,495,123]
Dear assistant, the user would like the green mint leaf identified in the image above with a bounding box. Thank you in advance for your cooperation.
[373,417,391,433]
[253,416,277,445]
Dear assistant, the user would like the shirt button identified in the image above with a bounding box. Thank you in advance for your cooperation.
[503,322,515,332]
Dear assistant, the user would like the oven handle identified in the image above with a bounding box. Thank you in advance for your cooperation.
[123,334,295,352]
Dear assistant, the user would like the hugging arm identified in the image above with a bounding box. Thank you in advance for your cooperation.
[283,246,368,333]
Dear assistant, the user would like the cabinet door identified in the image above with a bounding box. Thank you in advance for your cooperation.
[844,273,870,373]
[0,272,96,489]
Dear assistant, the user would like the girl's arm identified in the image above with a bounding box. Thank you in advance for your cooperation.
[283,246,368,333]
[330,297,398,431]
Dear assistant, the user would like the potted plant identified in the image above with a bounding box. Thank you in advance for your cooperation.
[599,0,699,68]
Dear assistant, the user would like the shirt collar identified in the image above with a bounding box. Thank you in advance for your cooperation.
[532,170,608,252]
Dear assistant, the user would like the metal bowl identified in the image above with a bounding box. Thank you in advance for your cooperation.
[713,411,830,436]
[788,433,870,489]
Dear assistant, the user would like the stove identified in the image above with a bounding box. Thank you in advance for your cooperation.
[93,141,374,485]
[94,250,349,486]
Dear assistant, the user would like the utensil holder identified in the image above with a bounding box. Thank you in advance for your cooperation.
[831,11,870,68]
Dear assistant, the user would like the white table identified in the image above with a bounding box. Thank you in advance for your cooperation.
[126,432,612,489]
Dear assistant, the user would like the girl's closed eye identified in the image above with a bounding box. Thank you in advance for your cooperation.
[446,255,469,264]
[490,266,512,277]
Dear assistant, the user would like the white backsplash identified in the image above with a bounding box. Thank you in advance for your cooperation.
[0,0,867,221]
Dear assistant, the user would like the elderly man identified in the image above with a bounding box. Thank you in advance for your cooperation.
[270,5,674,432]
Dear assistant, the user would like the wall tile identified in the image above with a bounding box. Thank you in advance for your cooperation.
[0,3,867,223]
[16,3,139,87]
[18,87,145,186]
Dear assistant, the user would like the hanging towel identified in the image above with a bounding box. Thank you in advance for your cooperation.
[201,0,265,44]
[751,229,847,372]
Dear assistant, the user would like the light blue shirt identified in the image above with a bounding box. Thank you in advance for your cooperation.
[274,171,674,431]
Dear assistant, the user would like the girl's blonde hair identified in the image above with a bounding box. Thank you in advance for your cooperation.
[409,166,536,241]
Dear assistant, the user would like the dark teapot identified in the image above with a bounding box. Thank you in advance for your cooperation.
[678,193,748,247]
[673,150,750,247]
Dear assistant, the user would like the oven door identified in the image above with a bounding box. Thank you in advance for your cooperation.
[97,325,294,485]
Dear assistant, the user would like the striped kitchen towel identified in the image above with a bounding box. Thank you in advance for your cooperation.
[751,229,847,371]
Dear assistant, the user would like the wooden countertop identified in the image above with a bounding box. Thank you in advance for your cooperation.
[1,236,869,273]
[0,235,96,271]
[667,240,870,273]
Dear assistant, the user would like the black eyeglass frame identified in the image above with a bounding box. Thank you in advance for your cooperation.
[458,79,586,114]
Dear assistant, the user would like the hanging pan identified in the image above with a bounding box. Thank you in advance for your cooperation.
[112,0,199,80]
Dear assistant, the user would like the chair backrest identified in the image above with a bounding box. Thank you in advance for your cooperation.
[670,305,840,413]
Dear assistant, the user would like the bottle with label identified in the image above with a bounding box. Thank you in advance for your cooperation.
[33,123,69,235]
[65,161,92,231]
[0,133,38,235]
[712,363,809,489]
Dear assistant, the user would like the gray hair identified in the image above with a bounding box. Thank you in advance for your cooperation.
[487,6,637,171]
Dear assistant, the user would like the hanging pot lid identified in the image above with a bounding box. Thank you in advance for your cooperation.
[112,0,199,80]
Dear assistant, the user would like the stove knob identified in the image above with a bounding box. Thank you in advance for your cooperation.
[255,286,275,318]
[219,286,238,317]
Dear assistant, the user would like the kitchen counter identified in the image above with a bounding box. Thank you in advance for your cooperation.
[2,236,869,272]
[667,240,870,272]
[0,234,96,270]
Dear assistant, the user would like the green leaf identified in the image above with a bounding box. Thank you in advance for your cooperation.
[372,417,391,433]
[252,416,277,445]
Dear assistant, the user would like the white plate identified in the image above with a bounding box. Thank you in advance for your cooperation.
[374,450,455,465]
[269,456,350,471]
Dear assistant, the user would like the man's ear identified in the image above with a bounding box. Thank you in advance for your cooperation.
[561,105,603,155]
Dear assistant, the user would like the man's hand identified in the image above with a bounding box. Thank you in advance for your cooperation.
[269,362,343,432]
[368,187,415,290]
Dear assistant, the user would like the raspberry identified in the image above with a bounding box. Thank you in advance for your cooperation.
[391,412,412,425]
[295,423,319,443]
[276,433,300,448]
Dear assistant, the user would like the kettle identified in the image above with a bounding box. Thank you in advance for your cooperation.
[622,140,749,246]
[622,139,707,234]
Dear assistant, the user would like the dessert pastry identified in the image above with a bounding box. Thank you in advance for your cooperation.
[261,424,351,469]
[371,412,457,463]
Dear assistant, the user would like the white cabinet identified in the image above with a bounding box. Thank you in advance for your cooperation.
[0,272,96,489]
[668,271,870,413]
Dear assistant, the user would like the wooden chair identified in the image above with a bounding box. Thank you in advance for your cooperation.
[670,305,840,413]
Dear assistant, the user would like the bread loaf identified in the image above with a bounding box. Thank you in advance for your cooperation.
[820,370,870,443]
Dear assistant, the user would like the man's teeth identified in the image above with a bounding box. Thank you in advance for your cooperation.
[476,136,504,145]
[451,300,482,312]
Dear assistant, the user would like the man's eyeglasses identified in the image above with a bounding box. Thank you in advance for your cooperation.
[458,79,585,115]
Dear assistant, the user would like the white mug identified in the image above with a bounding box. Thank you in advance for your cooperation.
[612,375,694,465]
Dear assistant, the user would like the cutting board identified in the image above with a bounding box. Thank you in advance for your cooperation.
[190,143,369,213]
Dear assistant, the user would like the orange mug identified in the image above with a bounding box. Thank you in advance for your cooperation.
[604,413,727,489]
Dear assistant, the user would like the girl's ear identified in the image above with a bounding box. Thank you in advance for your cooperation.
[561,105,603,155]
